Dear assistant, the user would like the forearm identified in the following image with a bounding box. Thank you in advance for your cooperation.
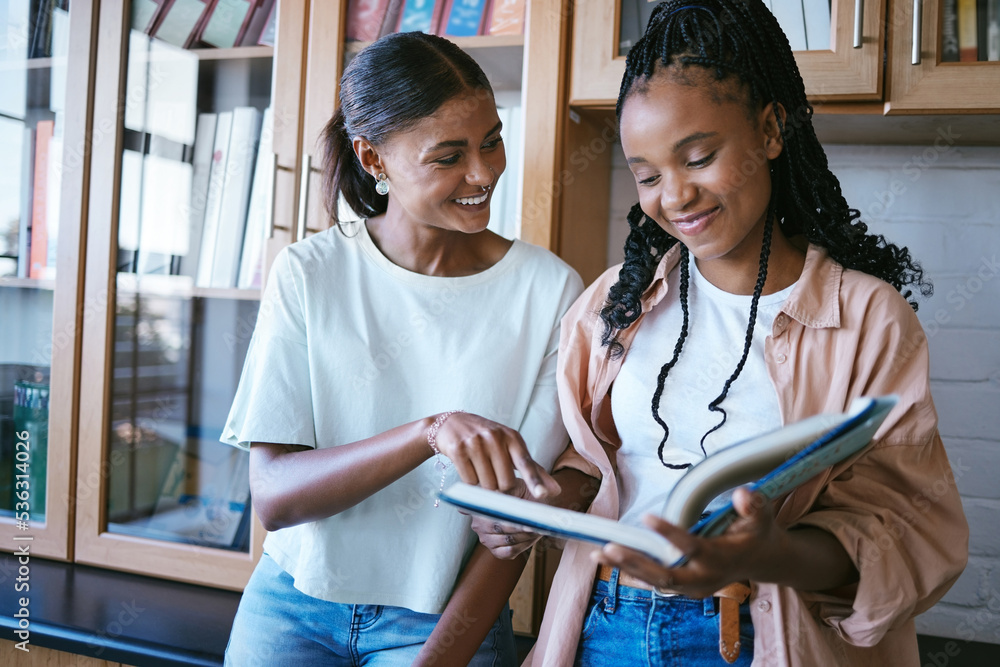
[754,526,858,591]
[250,417,434,530]
[415,545,528,666]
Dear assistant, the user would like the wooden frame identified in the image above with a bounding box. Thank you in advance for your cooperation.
[569,0,887,106]
[885,0,1000,113]
[0,0,98,561]
[74,0,281,590]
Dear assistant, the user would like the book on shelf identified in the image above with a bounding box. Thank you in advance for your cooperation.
[256,0,277,45]
[237,107,274,290]
[239,0,276,46]
[210,106,261,288]
[132,0,164,32]
[196,110,233,287]
[989,0,1000,61]
[438,0,491,37]
[958,0,978,62]
[943,0,961,62]
[150,0,212,48]
[346,0,394,42]
[135,136,195,276]
[396,0,444,34]
[197,0,258,49]
[487,105,521,241]
[17,126,36,279]
[178,113,218,280]
[28,120,53,280]
[619,0,641,54]
[43,131,62,280]
[801,0,830,51]
[441,395,898,567]
[486,0,525,36]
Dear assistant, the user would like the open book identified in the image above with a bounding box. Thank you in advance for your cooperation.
[440,395,898,567]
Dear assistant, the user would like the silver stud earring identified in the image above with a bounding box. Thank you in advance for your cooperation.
[375,173,389,196]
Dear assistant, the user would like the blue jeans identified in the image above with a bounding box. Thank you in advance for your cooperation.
[225,553,516,666]
[575,570,754,666]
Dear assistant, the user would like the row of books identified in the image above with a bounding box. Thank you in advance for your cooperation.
[620,0,831,55]
[132,0,277,50]
[0,117,63,280]
[119,106,274,291]
[943,0,1000,62]
[346,0,526,42]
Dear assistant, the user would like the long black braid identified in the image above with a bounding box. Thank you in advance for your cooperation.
[602,0,931,463]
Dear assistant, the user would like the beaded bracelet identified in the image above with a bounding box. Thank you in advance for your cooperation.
[427,410,464,507]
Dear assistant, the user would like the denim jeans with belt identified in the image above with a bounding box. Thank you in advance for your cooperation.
[574,568,754,666]
[225,552,517,666]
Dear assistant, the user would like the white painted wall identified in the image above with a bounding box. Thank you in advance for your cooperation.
[605,142,1000,643]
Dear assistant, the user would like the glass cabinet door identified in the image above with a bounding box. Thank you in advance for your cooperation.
[574,0,887,105]
[887,0,1000,111]
[0,0,95,560]
[76,0,293,589]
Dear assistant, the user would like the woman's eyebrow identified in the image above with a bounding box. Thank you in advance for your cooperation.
[673,131,717,152]
[425,121,503,152]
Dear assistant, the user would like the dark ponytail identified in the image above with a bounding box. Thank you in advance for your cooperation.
[321,32,495,228]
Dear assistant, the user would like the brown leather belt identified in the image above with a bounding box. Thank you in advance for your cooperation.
[597,564,751,664]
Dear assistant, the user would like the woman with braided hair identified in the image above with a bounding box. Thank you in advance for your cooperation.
[471,1,967,664]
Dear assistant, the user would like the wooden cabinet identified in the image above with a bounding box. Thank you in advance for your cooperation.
[886,0,1000,113]
[0,0,97,561]
[570,0,1000,111]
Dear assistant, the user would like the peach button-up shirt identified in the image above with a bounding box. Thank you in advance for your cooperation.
[528,243,968,666]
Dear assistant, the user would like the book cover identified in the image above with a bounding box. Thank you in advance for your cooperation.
[196,111,233,287]
[346,0,393,42]
[179,113,218,280]
[439,0,490,37]
[618,0,641,55]
[136,146,195,276]
[942,0,961,61]
[28,120,53,279]
[151,0,211,48]
[397,0,441,33]
[237,107,273,289]
[958,0,979,62]
[132,0,164,32]
[487,0,526,36]
[801,0,831,51]
[198,0,256,49]
[441,396,898,567]
[210,106,261,288]
[979,0,990,60]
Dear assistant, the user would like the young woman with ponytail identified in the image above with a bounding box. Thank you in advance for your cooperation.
[221,32,582,666]
[474,1,967,664]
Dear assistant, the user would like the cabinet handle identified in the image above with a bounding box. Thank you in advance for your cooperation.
[267,152,278,239]
[911,0,922,65]
[296,154,312,242]
[853,0,864,48]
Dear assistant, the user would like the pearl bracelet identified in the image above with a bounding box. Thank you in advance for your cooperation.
[427,410,464,507]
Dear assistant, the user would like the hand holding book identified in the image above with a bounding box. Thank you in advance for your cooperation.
[441,395,898,569]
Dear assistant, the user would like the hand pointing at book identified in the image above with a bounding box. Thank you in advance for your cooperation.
[594,487,859,597]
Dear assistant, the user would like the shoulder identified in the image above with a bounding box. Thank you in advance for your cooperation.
[510,241,584,292]
[838,266,922,333]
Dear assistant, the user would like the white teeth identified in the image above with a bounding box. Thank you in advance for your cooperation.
[455,192,489,206]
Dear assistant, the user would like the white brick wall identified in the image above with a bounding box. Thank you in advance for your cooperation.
[605,142,1000,643]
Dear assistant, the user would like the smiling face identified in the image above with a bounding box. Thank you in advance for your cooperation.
[367,90,506,235]
[620,67,785,281]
